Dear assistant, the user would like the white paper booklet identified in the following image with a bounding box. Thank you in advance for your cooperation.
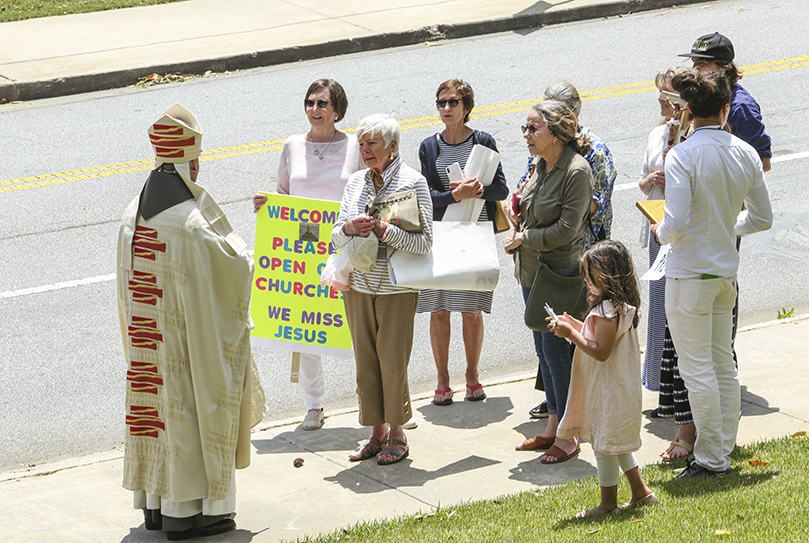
[641,243,670,281]
[442,144,501,222]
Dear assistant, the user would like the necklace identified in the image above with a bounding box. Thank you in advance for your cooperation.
[309,130,337,160]
[372,172,384,190]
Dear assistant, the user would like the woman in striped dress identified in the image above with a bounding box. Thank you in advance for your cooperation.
[416,80,508,405]
[639,68,696,461]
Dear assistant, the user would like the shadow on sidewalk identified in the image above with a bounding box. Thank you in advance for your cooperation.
[120,526,257,542]
[252,426,370,455]
[741,385,780,415]
[417,395,515,429]
[509,455,597,486]
[323,455,500,494]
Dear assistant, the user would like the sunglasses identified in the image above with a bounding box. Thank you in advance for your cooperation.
[436,98,461,108]
[304,99,330,109]
[521,125,547,136]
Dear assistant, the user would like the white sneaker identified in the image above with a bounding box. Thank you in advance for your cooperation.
[302,409,324,430]
[402,418,418,430]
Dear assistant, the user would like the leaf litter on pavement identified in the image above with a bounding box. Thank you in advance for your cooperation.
[133,70,234,88]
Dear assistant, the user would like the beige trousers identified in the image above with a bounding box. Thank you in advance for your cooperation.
[344,289,418,426]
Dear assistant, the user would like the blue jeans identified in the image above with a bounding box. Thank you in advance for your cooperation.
[522,286,573,419]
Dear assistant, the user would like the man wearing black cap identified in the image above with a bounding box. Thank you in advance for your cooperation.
[680,32,772,172]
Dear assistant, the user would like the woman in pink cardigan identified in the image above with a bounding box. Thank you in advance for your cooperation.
[253,79,363,431]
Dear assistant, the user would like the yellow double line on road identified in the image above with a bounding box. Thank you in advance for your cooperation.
[2,56,807,194]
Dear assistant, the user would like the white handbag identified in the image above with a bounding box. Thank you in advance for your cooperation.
[387,221,499,291]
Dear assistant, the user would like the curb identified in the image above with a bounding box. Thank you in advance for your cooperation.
[0,0,706,102]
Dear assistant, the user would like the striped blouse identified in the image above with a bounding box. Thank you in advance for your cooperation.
[332,156,433,295]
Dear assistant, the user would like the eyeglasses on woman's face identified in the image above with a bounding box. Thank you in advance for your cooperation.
[436,98,461,108]
[304,99,330,109]
[521,124,547,136]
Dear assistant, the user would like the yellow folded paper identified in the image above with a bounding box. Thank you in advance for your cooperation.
[636,200,665,224]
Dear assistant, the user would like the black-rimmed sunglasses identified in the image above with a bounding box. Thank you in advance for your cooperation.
[436,98,461,108]
[521,125,546,136]
[304,99,330,109]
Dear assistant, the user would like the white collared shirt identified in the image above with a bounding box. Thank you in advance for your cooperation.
[657,125,773,279]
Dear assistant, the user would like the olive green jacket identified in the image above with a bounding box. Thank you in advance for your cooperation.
[515,146,593,287]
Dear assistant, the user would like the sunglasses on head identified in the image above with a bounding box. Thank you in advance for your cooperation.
[436,98,461,108]
[304,99,330,109]
[521,125,546,136]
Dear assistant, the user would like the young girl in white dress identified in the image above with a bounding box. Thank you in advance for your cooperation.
[550,240,658,516]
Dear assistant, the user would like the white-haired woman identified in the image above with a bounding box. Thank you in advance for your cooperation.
[332,114,433,465]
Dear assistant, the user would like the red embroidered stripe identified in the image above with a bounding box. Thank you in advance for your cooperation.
[132,270,157,283]
[129,428,158,438]
[127,372,164,386]
[130,361,158,372]
[152,124,184,135]
[129,405,159,416]
[155,147,185,159]
[131,316,157,328]
[130,383,158,395]
[148,135,197,148]
[134,226,158,239]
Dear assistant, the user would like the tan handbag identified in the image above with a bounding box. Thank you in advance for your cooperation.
[372,190,422,232]
[493,200,511,234]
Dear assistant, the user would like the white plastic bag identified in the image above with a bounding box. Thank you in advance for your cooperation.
[320,252,353,291]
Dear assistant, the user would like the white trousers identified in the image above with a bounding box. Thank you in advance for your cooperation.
[594,451,638,488]
[666,276,739,472]
[298,352,325,410]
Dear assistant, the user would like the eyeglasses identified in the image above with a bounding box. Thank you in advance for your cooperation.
[521,125,547,136]
[304,99,330,109]
[436,98,461,108]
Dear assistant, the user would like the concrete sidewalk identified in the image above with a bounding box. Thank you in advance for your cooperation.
[1,317,807,543]
[0,0,705,102]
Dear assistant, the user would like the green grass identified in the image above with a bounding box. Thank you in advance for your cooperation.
[0,0,186,23]
[295,436,808,542]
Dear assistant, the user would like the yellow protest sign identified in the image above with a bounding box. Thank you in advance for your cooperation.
[250,193,351,357]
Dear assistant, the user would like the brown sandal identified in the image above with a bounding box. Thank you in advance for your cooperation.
[349,434,387,462]
[540,443,581,464]
[516,435,555,451]
[377,439,409,465]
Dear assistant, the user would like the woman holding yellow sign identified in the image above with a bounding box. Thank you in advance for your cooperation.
[253,79,363,431]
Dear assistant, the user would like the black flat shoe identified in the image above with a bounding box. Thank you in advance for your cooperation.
[529,400,548,419]
[674,459,728,480]
[143,509,162,531]
[166,519,236,541]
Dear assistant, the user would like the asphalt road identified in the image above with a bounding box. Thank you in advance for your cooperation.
[1,0,808,473]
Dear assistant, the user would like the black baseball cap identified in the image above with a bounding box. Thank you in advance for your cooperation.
[679,32,735,61]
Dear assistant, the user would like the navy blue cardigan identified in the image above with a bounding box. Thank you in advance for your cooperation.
[418,130,509,224]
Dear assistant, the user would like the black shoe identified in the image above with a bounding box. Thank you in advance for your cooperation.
[166,519,236,541]
[529,400,549,419]
[674,459,728,480]
[650,408,661,418]
[143,509,162,531]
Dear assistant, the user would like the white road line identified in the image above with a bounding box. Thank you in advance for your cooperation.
[772,150,809,163]
[0,273,116,299]
[614,150,807,193]
[614,182,638,192]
